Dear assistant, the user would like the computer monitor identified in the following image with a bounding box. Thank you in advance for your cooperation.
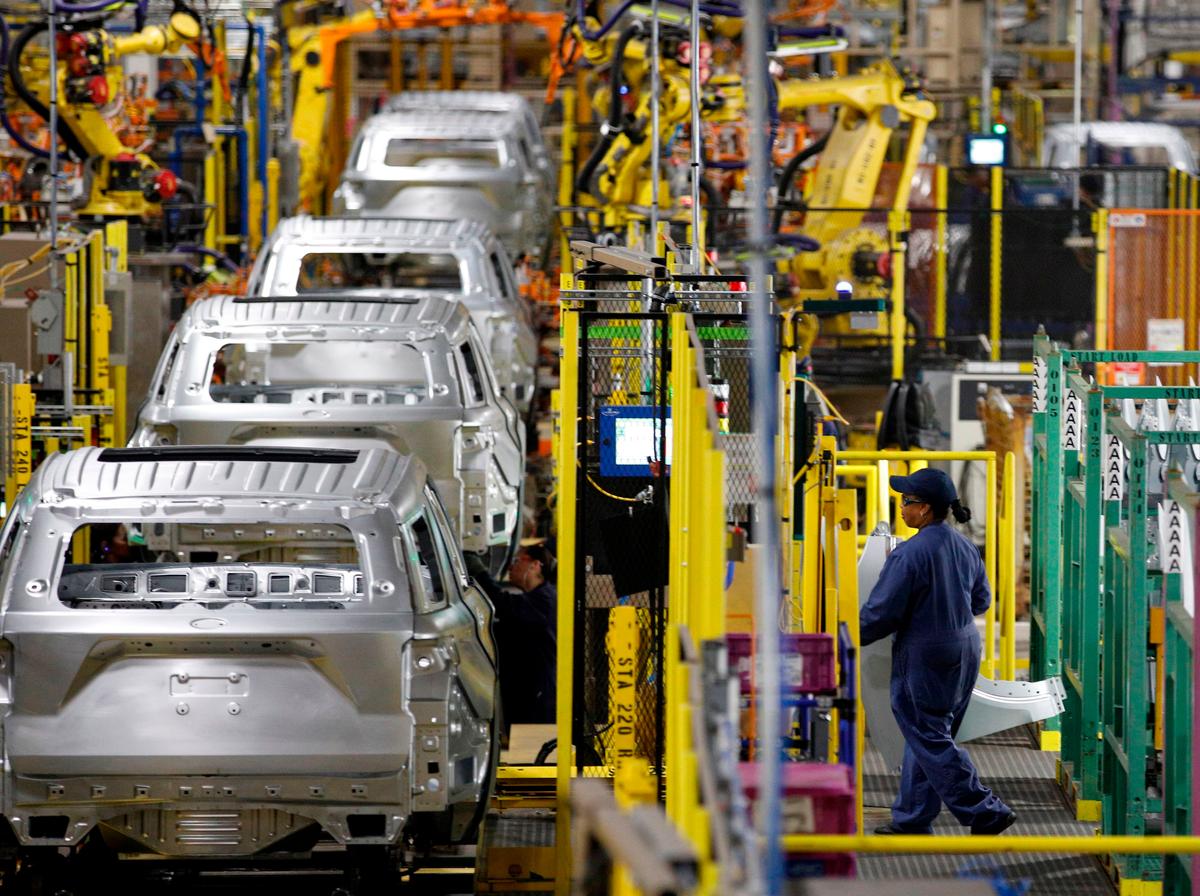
[966,133,1007,166]
[598,405,673,477]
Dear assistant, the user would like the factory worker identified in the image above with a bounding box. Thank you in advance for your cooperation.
[468,542,557,727]
[860,468,1016,836]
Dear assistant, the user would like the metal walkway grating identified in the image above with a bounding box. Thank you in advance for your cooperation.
[859,727,1115,894]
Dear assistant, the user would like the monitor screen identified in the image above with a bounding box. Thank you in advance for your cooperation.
[967,134,1006,166]
[599,405,673,477]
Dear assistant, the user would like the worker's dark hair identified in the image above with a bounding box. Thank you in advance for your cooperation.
[522,542,556,580]
[932,499,973,525]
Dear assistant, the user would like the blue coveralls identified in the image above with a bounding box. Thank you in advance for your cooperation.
[860,522,1011,832]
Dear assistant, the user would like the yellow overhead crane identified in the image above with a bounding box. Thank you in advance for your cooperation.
[12,10,202,219]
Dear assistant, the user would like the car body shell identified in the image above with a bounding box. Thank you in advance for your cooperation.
[380,91,555,198]
[331,106,553,260]
[1042,121,1198,175]
[0,445,497,857]
[247,215,537,414]
[129,294,524,571]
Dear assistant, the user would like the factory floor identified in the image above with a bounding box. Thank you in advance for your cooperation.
[860,727,1115,895]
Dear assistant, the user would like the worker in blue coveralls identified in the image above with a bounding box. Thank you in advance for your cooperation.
[860,468,1017,836]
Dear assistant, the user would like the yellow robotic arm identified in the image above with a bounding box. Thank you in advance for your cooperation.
[574,21,716,241]
[21,11,203,217]
[775,59,935,305]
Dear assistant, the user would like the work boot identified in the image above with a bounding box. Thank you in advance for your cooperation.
[970,810,1017,836]
[873,823,931,835]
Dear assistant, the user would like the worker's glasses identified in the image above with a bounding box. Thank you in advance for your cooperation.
[900,495,927,507]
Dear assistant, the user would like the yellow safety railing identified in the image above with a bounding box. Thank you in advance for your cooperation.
[836,449,1012,680]
[835,464,881,547]
[786,429,866,828]
[782,834,1200,856]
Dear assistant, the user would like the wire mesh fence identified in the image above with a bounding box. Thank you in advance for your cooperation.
[1106,209,1200,384]
[693,314,764,532]
[700,165,1188,366]
[568,304,761,780]
[573,310,670,778]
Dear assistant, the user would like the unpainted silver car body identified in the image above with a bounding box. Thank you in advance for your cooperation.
[246,215,537,413]
[331,105,553,260]
[0,445,497,858]
[130,294,524,572]
[381,91,555,197]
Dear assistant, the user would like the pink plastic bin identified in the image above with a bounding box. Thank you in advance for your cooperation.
[740,762,857,879]
[726,632,837,694]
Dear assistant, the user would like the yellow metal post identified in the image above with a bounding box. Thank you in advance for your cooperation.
[934,164,948,341]
[558,88,577,271]
[875,459,890,532]
[1093,209,1109,353]
[1001,451,1017,680]
[665,313,723,892]
[667,312,691,826]
[608,607,640,773]
[203,148,219,251]
[833,487,864,834]
[104,220,128,271]
[821,460,839,640]
[800,451,822,634]
[983,454,997,678]
[267,158,281,238]
[889,209,909,380]
[835,465,878,542]
[554,311,580,896]
[7,384,33,509]
[989,164,1003,361]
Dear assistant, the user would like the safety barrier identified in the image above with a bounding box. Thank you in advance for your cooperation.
[555,285,870,890]
[554,277,743,893]
[835,449,1016,681]
[0,222,127,520]
[777,164,1184,375]
[554,307,736,894]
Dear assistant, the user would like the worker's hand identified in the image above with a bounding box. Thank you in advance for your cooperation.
[463,550,489,581]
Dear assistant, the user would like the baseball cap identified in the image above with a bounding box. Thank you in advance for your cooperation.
[889,467,957,508]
